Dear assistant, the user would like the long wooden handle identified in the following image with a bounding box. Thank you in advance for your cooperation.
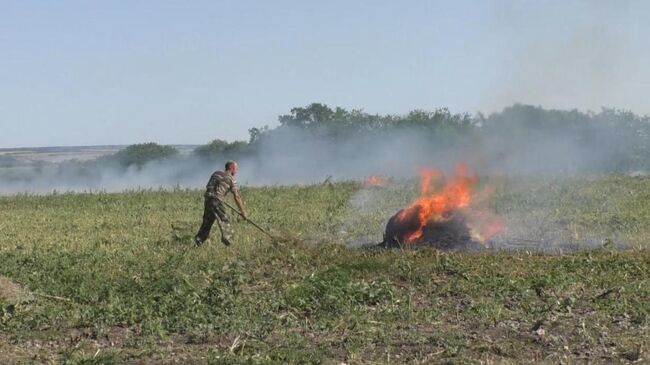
[220,200,276,239]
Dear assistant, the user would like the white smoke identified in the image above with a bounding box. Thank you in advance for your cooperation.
[1,104,648,196]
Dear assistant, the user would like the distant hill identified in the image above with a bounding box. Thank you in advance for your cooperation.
[0,145,197,163]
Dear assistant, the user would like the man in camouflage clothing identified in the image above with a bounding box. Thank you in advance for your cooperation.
[194,160,247,247]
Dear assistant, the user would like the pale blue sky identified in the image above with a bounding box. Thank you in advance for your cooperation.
[1,1,648,148]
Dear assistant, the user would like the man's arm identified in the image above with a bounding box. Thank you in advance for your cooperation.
[232,190,247,219]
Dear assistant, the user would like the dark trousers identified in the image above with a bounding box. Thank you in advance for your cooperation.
[195,197,232,243]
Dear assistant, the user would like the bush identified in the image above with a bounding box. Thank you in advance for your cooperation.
[193,139,248,160]
[111,143,178,168]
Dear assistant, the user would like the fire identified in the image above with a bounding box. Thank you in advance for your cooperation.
[363,175,387,188]
[392,163,504,244]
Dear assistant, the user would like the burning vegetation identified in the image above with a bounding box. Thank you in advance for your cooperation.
[381,164,504,250]
[362,175,388,188]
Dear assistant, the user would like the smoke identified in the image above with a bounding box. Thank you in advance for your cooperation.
[243,106,650,185]
[1,104,649,196]
[239,127,465,186]
[484,1,649,115]
[0,156,207,195]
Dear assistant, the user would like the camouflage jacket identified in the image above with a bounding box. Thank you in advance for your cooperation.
[205,171,239,199]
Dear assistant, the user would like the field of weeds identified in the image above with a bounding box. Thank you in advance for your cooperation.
[0,176,649,364]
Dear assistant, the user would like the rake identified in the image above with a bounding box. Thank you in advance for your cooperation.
[220,200,278,240]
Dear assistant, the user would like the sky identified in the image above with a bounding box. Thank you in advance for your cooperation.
[1,0,649,148]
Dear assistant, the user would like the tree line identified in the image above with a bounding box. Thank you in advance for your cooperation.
[3,102,650,174]
[185,102,650,173]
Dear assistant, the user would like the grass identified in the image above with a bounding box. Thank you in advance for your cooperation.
[0,176,649,364]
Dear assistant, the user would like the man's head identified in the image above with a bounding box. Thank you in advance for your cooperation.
[225,160,238,176]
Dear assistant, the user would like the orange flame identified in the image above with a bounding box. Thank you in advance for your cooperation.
[363,175,387,188]
[417,167,442,196]
[393,163,503,244]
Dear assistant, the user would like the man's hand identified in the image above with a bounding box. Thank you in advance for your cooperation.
[241,211,248,220]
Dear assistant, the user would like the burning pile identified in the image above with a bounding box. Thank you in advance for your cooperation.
[381,164,504,250]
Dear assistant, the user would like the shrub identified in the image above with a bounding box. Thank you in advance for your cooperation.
[111,143,178,168]
[193,139,248,160]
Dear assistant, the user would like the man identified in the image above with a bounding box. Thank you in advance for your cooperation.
[194,160,247,247]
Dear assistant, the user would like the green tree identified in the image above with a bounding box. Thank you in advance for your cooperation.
[248,125,270,144]
[111,143,178,168]
[193,139,248,160]
[278,103,336,128]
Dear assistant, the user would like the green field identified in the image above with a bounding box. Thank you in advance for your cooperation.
[1,176,649,364]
